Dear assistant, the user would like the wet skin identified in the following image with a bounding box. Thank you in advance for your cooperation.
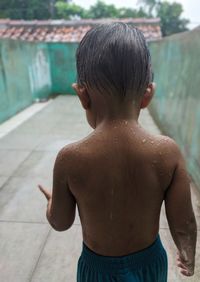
[39,84,197,276]
[66,122,174,255]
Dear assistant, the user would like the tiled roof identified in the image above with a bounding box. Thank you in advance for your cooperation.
[0,18,162,42]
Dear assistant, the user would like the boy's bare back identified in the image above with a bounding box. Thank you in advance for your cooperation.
[61,121,191,256]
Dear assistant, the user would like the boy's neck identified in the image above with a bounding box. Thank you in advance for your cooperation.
[90,90,142,129]
[94,105,140,129]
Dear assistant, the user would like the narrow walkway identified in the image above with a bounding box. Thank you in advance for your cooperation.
[0,96,199,282]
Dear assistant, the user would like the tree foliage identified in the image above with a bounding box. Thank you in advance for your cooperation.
[157,2,189,36]
[139,0,189,36]
[0,0,147,20]
[84,1,118,19]
[117,7,146,18]
[0,0,53,20]
[138,0,157,16]
[55,1,84,19]
[46,0,148,20]
[80,1,147,19]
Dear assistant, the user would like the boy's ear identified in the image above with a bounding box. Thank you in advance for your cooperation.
[72,83,91,110]
[140,83,156,109]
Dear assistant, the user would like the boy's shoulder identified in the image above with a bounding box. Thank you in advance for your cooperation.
[55,138,93,168]
[152,134,177,146]
[146,134,184,188]
[154,134,181,151]
[151,134,183,164]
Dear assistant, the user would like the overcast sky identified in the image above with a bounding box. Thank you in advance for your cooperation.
[74,0,200,29]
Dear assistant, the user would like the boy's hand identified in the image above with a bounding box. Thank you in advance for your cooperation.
[38,184,51,200]
[38,184,52,219]
[177,252,194,276]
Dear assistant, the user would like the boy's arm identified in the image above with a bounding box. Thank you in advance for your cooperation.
[164,143,197,276]
[40,148,76,231]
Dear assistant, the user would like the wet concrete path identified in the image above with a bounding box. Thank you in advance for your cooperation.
[0,96,199,282]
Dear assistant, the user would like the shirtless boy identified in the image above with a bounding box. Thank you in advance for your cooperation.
[39,23,197,281]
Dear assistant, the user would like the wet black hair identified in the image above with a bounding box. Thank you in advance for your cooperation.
[76,23,153,100]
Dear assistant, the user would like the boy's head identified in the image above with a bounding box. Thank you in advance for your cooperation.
[73,23,155,127]
[76,23,153,99]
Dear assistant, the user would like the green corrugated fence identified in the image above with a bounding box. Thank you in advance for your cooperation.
[149,29,200,189]
[0,40,77,124]
[48,43,78,95]
[0,39,52,123]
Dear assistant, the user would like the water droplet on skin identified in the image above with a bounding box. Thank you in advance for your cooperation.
[142,139,146,143]
[159,152,162,155]
[150,140,154,144]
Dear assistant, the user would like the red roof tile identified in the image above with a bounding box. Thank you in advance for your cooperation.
[0,18,162,42]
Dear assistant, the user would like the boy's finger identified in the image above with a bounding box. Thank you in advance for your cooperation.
[178,261,194,276]
[39,188,51,201]
[38,185,51,200]
[177,257,186,265]
[177,262,187,270]
[180,269,193,276]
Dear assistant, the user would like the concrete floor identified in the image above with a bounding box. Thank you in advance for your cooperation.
[0,95,199,282]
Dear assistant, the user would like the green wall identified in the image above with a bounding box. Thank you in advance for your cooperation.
[0,39,52,123]
[48,43,78,95]
[0,39,78,124]
[149,29,200,189]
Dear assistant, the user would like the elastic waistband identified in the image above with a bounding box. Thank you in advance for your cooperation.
[80,235,166,274]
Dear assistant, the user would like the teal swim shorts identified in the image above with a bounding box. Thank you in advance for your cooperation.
[77,235,168,281]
